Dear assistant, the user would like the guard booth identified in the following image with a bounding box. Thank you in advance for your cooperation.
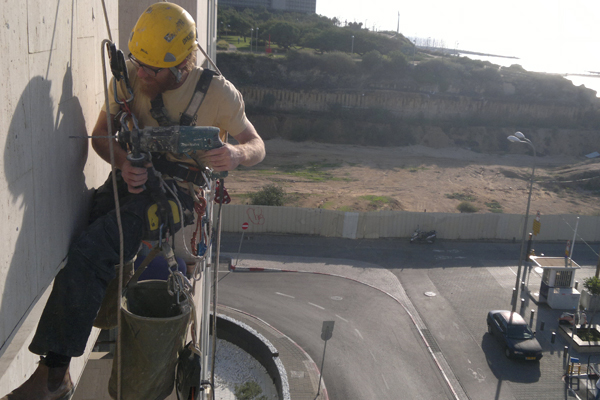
[531,256,581,310]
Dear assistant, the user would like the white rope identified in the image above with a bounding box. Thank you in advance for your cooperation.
[100,38,124,400]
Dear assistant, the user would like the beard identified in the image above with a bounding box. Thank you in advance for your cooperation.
[138,72,179,99]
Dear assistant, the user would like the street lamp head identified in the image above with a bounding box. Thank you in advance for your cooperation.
[514,131,525,139]
[507,135,522,143]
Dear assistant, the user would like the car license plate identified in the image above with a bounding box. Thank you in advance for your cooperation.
[526,356,536,360]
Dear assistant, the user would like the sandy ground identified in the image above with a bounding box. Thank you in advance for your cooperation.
[226,138,600,216]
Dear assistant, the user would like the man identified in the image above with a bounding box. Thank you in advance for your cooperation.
[1,3,264,399]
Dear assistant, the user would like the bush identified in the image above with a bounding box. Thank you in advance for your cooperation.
[457,201,478,213]
[584,276,600,296]
[234,381,267,400]
[321,51,357,74]
[250,184,286,206]
[362,50,384,71]
[217,39,230,51]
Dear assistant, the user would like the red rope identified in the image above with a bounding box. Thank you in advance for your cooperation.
[191,198,207,256]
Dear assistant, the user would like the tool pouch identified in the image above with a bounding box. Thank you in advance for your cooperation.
[176,342,203,400]
[108,278,191,400]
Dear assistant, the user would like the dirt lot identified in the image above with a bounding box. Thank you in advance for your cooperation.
[226,138,600,216]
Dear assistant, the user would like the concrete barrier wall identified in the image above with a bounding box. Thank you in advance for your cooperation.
[240,87,588,124]
[222,205,600,242]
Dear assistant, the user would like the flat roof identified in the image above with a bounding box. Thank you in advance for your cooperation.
[530,256,580,269]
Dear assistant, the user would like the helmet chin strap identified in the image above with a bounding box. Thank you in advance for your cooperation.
[169,67,183,83]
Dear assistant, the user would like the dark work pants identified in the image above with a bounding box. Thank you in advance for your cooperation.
[29,172,191,357]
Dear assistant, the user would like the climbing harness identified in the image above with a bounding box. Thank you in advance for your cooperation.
[96,1,231,397]
[97,41,227,400]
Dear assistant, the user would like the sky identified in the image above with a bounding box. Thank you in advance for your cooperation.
[315,0,600,75]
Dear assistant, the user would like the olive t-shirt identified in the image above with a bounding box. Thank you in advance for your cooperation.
[107,62,250,166]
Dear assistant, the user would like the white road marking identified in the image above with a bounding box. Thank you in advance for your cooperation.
[369,349,377,361]
[509,267,517,276]
[276,292,295,299]
[335,314,349,323]
[308,302,325,310]
[355,329,364,340]
[381,374,390,390]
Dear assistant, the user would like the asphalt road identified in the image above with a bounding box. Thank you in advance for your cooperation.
[219,233,600,400]
[218,271,453,400]
[220,233,598,270]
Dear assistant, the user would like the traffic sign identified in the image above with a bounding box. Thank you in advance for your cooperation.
[321,321,335,341]
[242,222,249,230]
[532,211,541,236]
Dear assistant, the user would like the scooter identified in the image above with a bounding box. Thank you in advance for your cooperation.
[410,227,436,244]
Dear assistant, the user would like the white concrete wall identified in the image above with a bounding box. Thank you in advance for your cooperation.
[0,0,215,395]
[222,205,600,243]
[0,0,117,389]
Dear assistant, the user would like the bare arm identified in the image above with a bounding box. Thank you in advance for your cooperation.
[200,122,265,172]
[91,111,149,193]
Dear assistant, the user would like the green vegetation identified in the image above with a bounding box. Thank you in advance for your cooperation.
[457,201,478,213]
[216,39,229,51]
[359,195,395,208]
[584,276,600,296]
[249,184,286,206]
[577,328,600,342]
[216,6,600,141]
[218,6,413,56]
[485,200,503,213]
[408,166,428,173]
[446,192,476,202]
[274,162,344,181]
[234,381,267,400]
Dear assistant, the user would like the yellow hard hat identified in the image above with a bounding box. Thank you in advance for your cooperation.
[128,2,197,68]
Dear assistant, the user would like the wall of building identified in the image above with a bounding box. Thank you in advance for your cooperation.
[0,0,215,394]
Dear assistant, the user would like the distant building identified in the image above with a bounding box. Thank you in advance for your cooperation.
[220,0,316,13]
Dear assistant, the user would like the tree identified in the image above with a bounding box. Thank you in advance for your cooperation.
[347,21,363,31]
[362,50,384,71]
[584,276,600,296]
[263,21,300,50]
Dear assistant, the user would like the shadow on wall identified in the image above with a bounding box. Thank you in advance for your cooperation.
[0,66,89,358]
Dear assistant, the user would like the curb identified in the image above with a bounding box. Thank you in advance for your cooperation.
[213,313,291,400]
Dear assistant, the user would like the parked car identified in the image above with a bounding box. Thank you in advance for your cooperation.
[486,310,543,360]
[558,311,587,326]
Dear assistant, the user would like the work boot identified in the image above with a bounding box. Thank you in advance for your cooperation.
[0,360,74,400]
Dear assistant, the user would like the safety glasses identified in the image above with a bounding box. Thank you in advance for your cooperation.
[128,53,164,77]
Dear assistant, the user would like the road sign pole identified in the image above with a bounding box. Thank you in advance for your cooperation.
[316,321,334,399]
[236,222,249,266]
[235,232,245,266]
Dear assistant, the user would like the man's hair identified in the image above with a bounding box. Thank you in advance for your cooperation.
[181,51,197,74]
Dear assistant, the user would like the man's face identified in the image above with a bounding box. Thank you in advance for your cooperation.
[129,55,178,98]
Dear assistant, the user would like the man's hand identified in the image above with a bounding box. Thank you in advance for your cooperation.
[200,143,242,172]
[121,159,152,193]
[199,124,265,172]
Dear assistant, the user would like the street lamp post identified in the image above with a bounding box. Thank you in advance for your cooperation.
[507,131,537,313]
[351,35,354,54]
[256,27,259,52]
[250,28,253,53]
